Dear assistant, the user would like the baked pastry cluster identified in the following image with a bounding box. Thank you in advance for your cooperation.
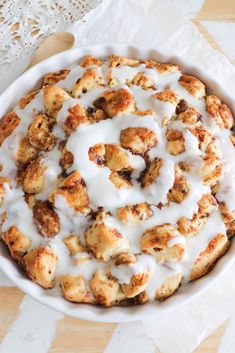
[0,54,234,307]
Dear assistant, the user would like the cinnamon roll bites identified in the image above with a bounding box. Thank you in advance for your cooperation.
[0,54,234,307]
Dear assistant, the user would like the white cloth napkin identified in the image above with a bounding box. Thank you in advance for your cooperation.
[66,1,235,352]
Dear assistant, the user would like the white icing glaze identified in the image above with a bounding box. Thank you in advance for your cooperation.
[0,91,44,180]
[169,80,215,129]
[167,236,186,247]
[17,90,44,120]
[111,253,182,301]
[182,209,226,281]
[67,113,164,209]
[52,124,66,141]
[79,87,107,108]
[170,82,204,110]
[131,85,157,111]
[146,263,182,300]
[109,64,145,85]
[103,173,209,255]
[111,208,225,297]
[142,68,158,84]
[54,195,90,243]
[56,98,81,126]
[172,125,203,171]
[111,254,154,284]
[0,130,21,179]
[183,129,201,156]
[144,158,175,205]
[57,65,85,91]
[150,96,176,123]
[217,169,235,213]
[50,194,106,278]
[37,146,62,201]
[216,129,235,212]
[0,183,41,249]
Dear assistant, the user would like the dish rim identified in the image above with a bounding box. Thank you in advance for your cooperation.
[0,43,234,323]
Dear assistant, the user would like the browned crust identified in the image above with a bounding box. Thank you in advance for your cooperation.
[0,112,20,146]
[43,69,70,86]
[33,201,60,238]
[190,234,229,281]
[23,246,58,289]
[179,75,206,99]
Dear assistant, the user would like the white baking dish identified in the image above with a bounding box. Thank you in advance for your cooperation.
[0,44,234,323]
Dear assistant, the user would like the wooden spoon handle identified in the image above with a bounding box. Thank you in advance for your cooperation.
[29,32,75,68]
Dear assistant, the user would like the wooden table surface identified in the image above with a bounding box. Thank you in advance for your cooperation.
[1,1,235,352]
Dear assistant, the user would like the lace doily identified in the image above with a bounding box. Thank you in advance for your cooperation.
[0,0,102,92]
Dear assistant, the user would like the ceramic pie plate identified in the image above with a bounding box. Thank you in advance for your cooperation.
[0,44,234,323]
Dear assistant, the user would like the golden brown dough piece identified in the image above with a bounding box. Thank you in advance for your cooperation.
[166,130,185,156]
[218,202,235,238]
[62,103,89,133]
[63,235,87,255]
[0,112,20,146]
[22,158,45,194]
[141,158,162,188]
[155,273,182,300]
[132,72,157,90]
[178,194,217,237]
[190,234,229,281]
[109,171,133,189]
[94,88,134,117]
[103,144,132,171]
[190,126,213,152]
[153,89,180,106]
[89,143,132,171]
[28,114,55,151]
[121,271,152,298]
[59,142,74,171]
[167,165,189,204]
[85,216,129,261]
[16,137,38,166]
[176,100,202,127]
[225,220,235,238]
[33,201,60,238]
[43,69,70,86]
[87,107,107,123]
[89,269,126,306]
[72,68,105,98]
[19,90,39,109]
[79,55,103,68]
[120,127,157,155]
[206,95,234,129]
[0,177,10,206]
[141,224,185,263]
[24,246,57,288]
[60,275,96,304]
[50,171,89,212]
[1,226,31,261]
[200,155,223,187]
[117,203,153,225]
[44,85,70,119]
[24,194,36,209]
[144,60,180,75]
[114,252,136,265]
[109,55,140,68]
[179,75,206,99]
